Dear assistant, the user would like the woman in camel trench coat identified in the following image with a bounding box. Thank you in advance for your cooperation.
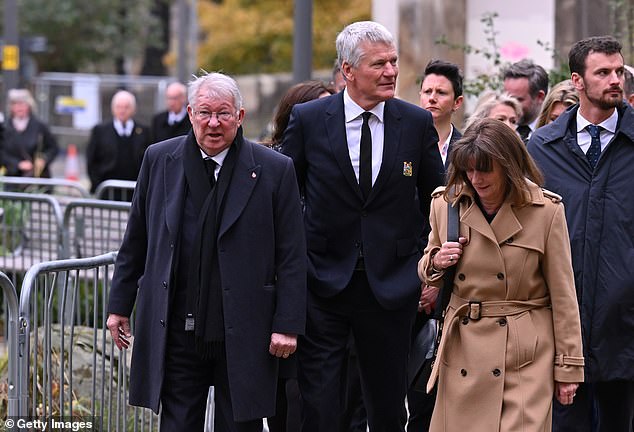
[419,118,584,431]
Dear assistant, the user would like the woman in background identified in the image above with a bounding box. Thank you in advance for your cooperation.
[536,80,579,128]
[464,91,522,132]
[2,88,59,177]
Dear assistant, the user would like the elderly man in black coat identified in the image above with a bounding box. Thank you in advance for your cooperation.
[107,72,307,431]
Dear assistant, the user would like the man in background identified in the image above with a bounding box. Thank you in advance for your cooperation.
[86,90,151,194]
[151,81,192,143]
[503,59,548,142]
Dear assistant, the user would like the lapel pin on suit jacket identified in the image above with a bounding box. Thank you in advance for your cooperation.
[403,161,413,176]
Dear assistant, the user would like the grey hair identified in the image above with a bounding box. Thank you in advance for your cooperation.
[8,88,36,114]
[111,90,137,111]
[188,71,243,111]
[336,21,394,69]
[502,59,549,97]
[464,91,522,130]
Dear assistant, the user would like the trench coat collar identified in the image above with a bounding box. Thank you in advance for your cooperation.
[456,179,546,245]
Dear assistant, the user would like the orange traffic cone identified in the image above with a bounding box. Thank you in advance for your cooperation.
[64,144,80,181]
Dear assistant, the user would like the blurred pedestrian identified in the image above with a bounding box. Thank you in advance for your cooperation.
[503,59,549,142]
[536,80,578,128]
[151,82,192,143]
[464,91,522,132]
[86,90,151,195]
[2,88,59,178]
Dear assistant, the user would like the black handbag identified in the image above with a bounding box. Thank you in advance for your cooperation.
[409,196,460,392]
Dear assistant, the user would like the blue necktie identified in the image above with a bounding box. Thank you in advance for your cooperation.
[359,112,373,200]
[585,124,602,169]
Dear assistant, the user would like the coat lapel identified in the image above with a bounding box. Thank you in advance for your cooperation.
[164,141,186,242]
[326,94,364,200]
[490,202,522,245]
[218,140,259,238]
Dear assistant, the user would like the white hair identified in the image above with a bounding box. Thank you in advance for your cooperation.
[336,21,394,69]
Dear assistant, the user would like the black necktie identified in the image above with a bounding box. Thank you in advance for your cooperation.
[359,112,372,200]
[585,125,602,169]
[204,158,217,188]
[517,124,531,143]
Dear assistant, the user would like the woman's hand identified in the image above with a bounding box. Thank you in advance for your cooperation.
[432,237,467,270]
[555,381,579,405]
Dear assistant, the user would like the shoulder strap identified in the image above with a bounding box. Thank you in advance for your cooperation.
[433,190,460,320]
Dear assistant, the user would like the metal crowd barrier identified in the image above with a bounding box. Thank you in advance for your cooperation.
[94,180,137,202]
[0,271,20,417]
[17,252,159,431]
[0,176,91,199]
[0,192,64,281]
[63,199,131,260]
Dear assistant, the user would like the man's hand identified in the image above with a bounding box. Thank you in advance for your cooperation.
[107,313,131,350]
[269,333,298,359]
[555,381,579,406]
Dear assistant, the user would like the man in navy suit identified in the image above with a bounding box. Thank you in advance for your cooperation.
[282,21,445,432]
[107,72,306,431]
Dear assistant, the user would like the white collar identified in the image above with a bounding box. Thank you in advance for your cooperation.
[343,88,385,123]
[576,108,618,134]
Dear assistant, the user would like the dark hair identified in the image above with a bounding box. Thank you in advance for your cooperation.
[270,80,333,145]
[624,68,634,96]
[502,59,549,97]
[446,118,544,207]
[569,36,623,76]
[423,59,463,98]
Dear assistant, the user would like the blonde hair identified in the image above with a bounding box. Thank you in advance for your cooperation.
[463,91,522,131]
[536,80,578,128]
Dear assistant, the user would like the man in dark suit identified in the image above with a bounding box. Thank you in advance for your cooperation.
[408,59,463,432]
[86,90,151,194]
[281,21,445,432]
[151,81,192,143]
[106,72,306,431]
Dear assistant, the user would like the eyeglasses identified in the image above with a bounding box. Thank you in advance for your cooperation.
[194,110,236,122]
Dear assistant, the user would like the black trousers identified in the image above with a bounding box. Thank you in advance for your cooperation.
[553,380,634,432]
[160,310,262,432]
[298,270,416,432]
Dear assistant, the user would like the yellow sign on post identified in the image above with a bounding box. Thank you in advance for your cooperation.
[3,45,20,70]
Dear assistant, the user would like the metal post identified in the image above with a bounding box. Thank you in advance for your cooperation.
[177,0,189,83]
[3,0,20,113]
[293,0,313,83]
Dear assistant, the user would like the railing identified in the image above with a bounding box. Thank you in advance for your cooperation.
[0,271,20,416]
[94,180,137,202]
[17,253,159,431]
[0,176,91,199]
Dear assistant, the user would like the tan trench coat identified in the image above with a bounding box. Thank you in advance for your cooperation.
[419,182,584,432]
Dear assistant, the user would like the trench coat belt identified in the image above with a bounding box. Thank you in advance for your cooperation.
[426,293,551,393]
[448,294,551,320]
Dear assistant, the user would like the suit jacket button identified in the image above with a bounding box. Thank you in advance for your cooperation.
[497,273,505,280]
[458,273,465,281]
[492,368,501,377]
[160,320,165,327]
[162,281,167,288]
